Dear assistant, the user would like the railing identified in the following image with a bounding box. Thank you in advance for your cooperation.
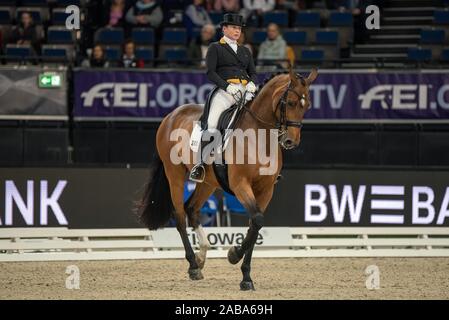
[1,227,449,261]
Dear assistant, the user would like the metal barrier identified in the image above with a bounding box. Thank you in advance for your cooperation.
[1,227,449,262]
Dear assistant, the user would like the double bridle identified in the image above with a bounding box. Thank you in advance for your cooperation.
[275,81,305,131]
[240,80,306,138]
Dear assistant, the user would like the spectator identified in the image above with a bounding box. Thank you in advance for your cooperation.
[276,0,305,10]
[185,0,213,28]
[214,0,241,12]
[82,45,110,68]
[187,24,216,67]
[106,0,127,27]
[185,0,213,40]
[257,23,287,67]
[120,40,144,68]
[10,12,41,53]
[237,30,253,55]
[240,0,275,24]
[125,0,163,28]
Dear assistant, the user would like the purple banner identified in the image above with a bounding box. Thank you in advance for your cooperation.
[74,70,449,120]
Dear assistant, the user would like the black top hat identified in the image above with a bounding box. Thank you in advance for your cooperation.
[220,13,245,27]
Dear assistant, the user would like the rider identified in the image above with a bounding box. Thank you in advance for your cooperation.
[189,13,258,183]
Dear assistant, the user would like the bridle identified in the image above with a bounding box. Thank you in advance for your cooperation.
[275,81,305,132]
[239,78,307,139]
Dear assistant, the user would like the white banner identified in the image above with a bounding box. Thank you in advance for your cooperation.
[151,227,293,248]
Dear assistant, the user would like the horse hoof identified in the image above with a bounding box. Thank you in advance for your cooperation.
[195,253,206,270]
[188,268,204,281]
[227,246,242,265]
[240,281,255,291]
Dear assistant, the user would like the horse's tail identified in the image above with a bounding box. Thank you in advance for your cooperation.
[135,150,174,230]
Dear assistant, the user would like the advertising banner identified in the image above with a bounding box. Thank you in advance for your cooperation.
[73,69,449,121]
[0,168,448,228]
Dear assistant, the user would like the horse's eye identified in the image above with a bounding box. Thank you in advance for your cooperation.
[288,101,296,107]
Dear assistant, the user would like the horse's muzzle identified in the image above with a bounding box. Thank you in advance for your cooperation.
[280,138,298,150]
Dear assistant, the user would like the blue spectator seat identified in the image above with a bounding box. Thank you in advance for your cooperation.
[315,30,339,45]
[328,11,353,27]
[407,48,432,62]
[0,7,13,24]
[95,27,124,45]
[104,46,121,61]
[223,192,247,226]
[251,30,267,45]
[51,8,71,25]
[283,30,307,45]
[47,26,75,44]
[161,28,187,45]
[131,28,154,45]
[301,48,324,62]
[295,12,320,27]
[262,10,289,27]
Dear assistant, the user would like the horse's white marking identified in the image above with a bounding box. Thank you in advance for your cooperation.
[194,225,210,261]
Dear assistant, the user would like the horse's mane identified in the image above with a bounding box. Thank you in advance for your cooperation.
[255,71,307,99]
[258,72,289,92]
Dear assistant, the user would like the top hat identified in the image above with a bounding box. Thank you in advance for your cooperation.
[220,13,245,27]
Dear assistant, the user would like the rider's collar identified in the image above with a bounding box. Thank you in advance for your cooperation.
[220,36,237,46]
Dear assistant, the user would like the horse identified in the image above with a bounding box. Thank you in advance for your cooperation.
[136,66,317,291]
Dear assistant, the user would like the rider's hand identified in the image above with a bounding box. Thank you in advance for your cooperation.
[246,82,257,93]
[226,84,240,95]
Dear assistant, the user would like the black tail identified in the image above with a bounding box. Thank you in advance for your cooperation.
[135,151,174,230]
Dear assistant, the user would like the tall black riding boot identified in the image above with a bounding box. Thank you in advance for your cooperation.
[189,140,210,183]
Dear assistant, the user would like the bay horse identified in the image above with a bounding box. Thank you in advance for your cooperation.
[136,66,317,291]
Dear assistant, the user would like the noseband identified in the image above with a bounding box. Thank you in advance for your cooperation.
[275,81,305,133]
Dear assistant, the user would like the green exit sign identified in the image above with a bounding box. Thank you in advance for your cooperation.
[38,72,62,88]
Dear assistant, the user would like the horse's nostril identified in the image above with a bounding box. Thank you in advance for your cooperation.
[285,139,293,146]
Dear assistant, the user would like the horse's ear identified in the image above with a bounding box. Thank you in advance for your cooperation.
[288,61,299,85]
[306,68,318,85]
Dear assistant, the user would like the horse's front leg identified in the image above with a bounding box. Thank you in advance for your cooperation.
[227,182,271,290]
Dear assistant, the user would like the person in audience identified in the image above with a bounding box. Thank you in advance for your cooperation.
[106,0,127,27]
[185,0,213,39]
[125,0,163,28]
[240,0,275,25]
[257,23,287,67]
[10,12,41,53]
[276,0,306,10]
[120,40,144,68]
[238,30,253,55]
[82,44,110,68]
[214,0,241,12]
[187,23,216,67]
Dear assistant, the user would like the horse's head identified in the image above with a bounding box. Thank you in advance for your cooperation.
[272,66,318,149]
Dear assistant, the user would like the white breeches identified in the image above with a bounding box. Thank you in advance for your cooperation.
[207,84,247,130]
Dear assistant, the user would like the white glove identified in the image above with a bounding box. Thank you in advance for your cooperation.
[246,81,257,93]
[245,92,255,102]
[226,84,240,95]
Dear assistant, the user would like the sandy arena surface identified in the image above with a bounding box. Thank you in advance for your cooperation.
[1,258,449,300]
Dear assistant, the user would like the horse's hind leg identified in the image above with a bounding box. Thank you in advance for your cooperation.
[184,183,216,269]
[165,163,203,280]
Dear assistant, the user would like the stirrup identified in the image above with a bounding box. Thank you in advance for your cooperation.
[189,164,205,183]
